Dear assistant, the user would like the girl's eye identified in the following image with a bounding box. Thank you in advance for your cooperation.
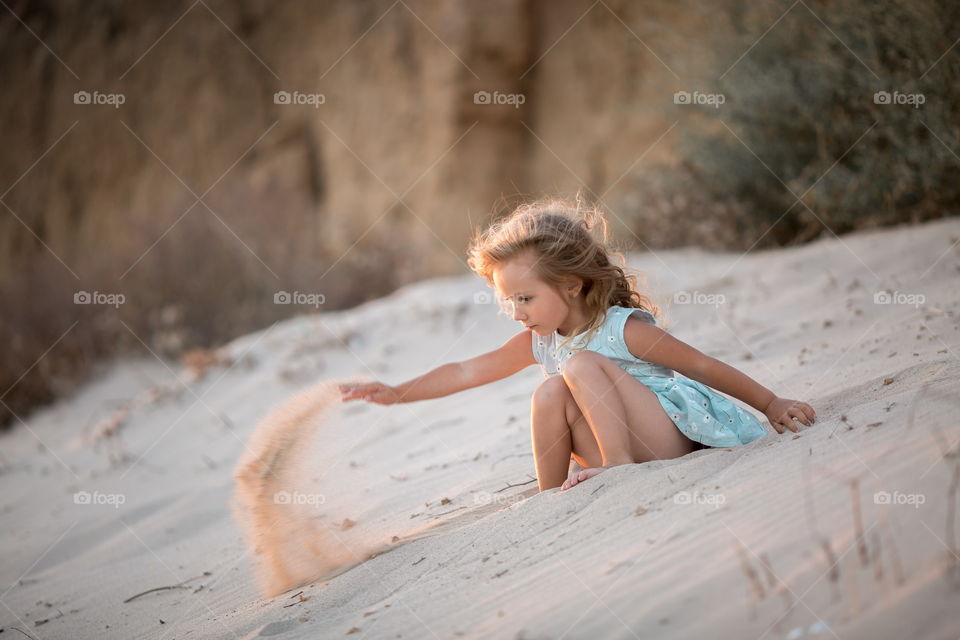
[518,296,531,303]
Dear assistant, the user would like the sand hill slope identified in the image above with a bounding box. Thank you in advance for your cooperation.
[1,217,958,639]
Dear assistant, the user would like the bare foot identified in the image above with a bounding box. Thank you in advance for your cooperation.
[560,467,607,491]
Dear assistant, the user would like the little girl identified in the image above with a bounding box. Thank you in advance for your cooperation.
[340,198,816,493]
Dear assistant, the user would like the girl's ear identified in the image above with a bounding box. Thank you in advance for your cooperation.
[564,276,584,298]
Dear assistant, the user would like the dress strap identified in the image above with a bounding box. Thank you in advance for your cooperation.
[607,306,657,361]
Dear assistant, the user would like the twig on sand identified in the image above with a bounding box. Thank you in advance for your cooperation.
[871,531,883,582]
[801,451,841,592]
[850,478,869,567]
[804,458,872,573]
[758,553,778,591]
[759,552,794,632]
[123,571,212,603]
[495,475,537,492]
[734,542,765,601]
[123,585,190,603]
[33,608,64,627]
[820,538,840,583]
[283,594,309,608]
[5,627,40,640]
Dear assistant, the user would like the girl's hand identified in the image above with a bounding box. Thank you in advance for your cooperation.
[338,382,401,405]
[764,397,816,433]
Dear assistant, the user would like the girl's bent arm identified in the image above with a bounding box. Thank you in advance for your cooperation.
[393,330,536,402]
[624,320,776,412]
[694,358,776,413]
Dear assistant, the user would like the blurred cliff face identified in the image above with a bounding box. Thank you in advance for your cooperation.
[0,0,697,293]
[0,1,527,286]
[0,0,957,426]
[0,0,681,425]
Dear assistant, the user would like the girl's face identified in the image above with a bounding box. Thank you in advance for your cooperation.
[491,253,583,336]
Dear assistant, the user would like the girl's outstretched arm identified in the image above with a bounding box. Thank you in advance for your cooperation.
[624,319,816,433]
[340,330,536,405]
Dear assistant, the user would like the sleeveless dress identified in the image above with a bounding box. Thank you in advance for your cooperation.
[530,305,767,448]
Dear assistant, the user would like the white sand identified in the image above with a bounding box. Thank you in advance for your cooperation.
[1,217,958,639]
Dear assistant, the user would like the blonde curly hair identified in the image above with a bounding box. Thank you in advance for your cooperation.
[466,195,659,352]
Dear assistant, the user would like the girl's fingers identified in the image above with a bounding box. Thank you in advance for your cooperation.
[791,401,815,423]
[789,409,805,429]
[340,384,370,402]
[769,420,783,434]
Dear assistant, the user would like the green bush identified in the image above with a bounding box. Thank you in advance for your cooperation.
[625,0,960,249]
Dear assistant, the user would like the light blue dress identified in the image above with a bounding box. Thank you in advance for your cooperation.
[531,305,767,448]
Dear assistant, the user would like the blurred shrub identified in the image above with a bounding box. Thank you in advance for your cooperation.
[624,0,960,249]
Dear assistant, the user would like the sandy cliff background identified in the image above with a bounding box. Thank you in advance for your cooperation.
[1,1,957,433]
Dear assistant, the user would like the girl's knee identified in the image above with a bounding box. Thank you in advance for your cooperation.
[531,375,571,407]
[563,350,609,375]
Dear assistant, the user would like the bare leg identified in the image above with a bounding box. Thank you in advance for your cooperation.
[532,351,699,492]
[561,351,698,479]
[530,377,575,491]
[529,376,603,492]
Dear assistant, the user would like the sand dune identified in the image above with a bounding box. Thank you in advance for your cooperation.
[1,218,958,639]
